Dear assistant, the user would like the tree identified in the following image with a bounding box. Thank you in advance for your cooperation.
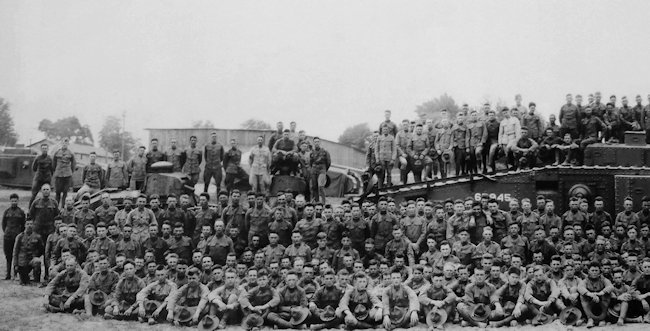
[192,120,215,128]
[38,116,94,145]
[413,93,461,123]
[338,123,371,150]
[240,118,272,130]
[98,116,139,160]
[0,98,18,146]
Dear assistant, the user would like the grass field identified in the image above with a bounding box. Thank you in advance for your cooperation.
[0,188,645,331]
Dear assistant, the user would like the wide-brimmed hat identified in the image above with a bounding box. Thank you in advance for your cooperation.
[502,301,516,315]
[174,306,194,323]
[389,306,408,325]
[242,313,264,328]
[470,303,491,322]
[318,305,337,322]
[144,300,161,316]
[290,306,310,326]
[532,311,554,325]
[560,307,582,326]
[353,304,369,321]
[89,290,108,306]
[198,315,220,331]
[426,308,447,328]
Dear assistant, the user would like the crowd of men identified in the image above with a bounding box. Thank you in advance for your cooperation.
[28,121,332,208]
[5,177,650,330]
[369,93,650,187]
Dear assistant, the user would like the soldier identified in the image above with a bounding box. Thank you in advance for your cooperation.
[239,269,281,330]
[145,138,166,172]
[30,143,54,207]
[3,193,25,280]
[308,268,344,330]
[193,192,217,239]
[310,137,331,203]
[408,124,432,182]
[370,197,397,253]
[104,260,146,320]
[559,94,580,139]
[204,220,234,266]
[73,195,97,237]
[105,150,128,190]
[483,110,500,173]
[12,218,44,285]
[76,152,104,199]
[53,138,76,206]
[498,108,522,170]
[268,121,285,151]
[88,222,117,265]
[395,120,411,184]
[165,138,183,172]
[522,102,545,141]
[44,257,90,313]
[246,193,272,246]
[511,127,539,170]
[514,94,528,114]
[116,224,141,261]
[375,126,397,188]
[451,113,470,176]
[84,254,120,316]
[340,272,383,329]
[93,194,117,225]
[169,222,194,263]
[249,135,272,195]
[44,221,65,281]
[604,102,621,143]
[467,110,487,174]
[580,107,606,153]
[127,146,147,190]
[272,129,300,175]
[127,195,157,243]
[30,183,60,240]
[182,135,203,188]
[266,270,309,328]
[136,265,177,324]
[578,261,613,327]
[223,138,243,194]
[524,265,561,324]
[435,119,453,178]
[205,269,240,328]
[53,223,87,266]
[379,109,398,136]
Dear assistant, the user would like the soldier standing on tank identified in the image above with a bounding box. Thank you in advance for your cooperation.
[203,131,224,193]
[375,126,397,188]
[30,143,54,207]
[76,152,105,199]
[310,137,331,204]
[128,146,147,190]
[105,150,128,189]
[248,135,272,195]
[223,138,242,195]
[559,94,580,140]
[145,138,166,172]
[53,138,76,206]
[165,138,183,172]
[182,135,202,188]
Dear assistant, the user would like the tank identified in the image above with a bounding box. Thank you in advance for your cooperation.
[0,147,84,189]
[359,139,650,216]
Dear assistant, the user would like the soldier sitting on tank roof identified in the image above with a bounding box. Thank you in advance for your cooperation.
[510,126,538,170]
[271,129,300,176]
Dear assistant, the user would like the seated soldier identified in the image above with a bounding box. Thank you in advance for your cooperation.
[524,265,561,325]
[136,265,177,325]
[578,261,613,328]
[489,266,528,327]
[510,126,538,170]
[84,255,120,316]
[340,272,383,329]
[44,257,90,313]
[13,219,44,285]
[405,265,430,297]
[267,270,310,329]
[538,128,563,165]
[381,270,420,330]
[456,268,495,328]
[309,269,345,330]
[239,269,281,331]
[556,133,580,165]
[557,262,580,310]
[104,260,146,320]
[206,269,241,329]
[167,267,210,326]
[418,271,456,331]
[610,267,645,326]
[271,129,300,175]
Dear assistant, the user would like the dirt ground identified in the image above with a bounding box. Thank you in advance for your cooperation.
[0,188,647,331]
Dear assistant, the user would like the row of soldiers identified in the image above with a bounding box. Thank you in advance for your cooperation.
[369,93,650,187]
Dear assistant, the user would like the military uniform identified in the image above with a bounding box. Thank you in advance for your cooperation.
[79,162,104,197]
[31,153,54,206]
[88,236,117,265]
[142,235,169,264]
[106,275,146,318]
[29,197,59,239]
[284,242,312,263]
[223,147,243,193]
[127,154,147,190]
[559,104,580,138]
[467,120,488,174]
[53,147,76,205]
[165,147,183,172]
[105,159,128,189]
[457,282,496,327]
[3,205,25,278]
[183,146,203,187]
[451,123,470,176]
[294,218,323,249]
[45,267,90,312]
[193,205,218,240]
[248,144,271,194]
[245,206,272,245]
[375,134,397,187]
[239,284,281,329]
[522,113,544,141]
[345,218,370,253]
[204,234,234,266]
[12,228,44,283]
[86,269,120,313]
[267,286,309,328]
[382,284,420,328]
[127,208,157,243]
[73,208,97,238]
[407,132,432,182]
[116,236,142,261]
[371,212,397,253]
[169,235,194,262]
[310,146,331,202]
[136,278,177,320]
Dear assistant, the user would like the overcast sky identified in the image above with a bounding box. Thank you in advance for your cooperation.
[2,0,650,146]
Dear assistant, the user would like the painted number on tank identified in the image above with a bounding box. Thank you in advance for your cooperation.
[475,193,513,202]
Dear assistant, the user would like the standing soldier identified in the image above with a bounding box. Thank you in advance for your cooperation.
[248,135,271,195]
[3,193,26,280]
[13,219,44,285]
[145,138,166,172]
[30,183,60,241]
[30,143,54,207]
[451,113,470,176]
[467,110,487,174]
[76,152,104,199]
[375,126,397,188]
[379,109,398,136]
[522,103,544,142]
[105,150,128,189]
[559,94,580,139]
[365,131,380,186]
[204,131,224,193]
[166,138,183,172]
[498,108,521,170]
[407,124,432,183]
[128,146,147,190]
[484,110,500,173]
[395,120,411,185]
[182,135,203,188]
[223,138,242,194]
[434,119,453,179]
[310,137,331,204]
[53,138,76,206]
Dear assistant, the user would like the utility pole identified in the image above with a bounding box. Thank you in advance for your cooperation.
[121,111,126,157]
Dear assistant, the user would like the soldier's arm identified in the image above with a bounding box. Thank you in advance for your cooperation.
[71,270,91,300]
[12,234,22,269]
[32,157,38,172]
[52,153,58,173]
[381,287,390,316]
[45,271,64,296]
